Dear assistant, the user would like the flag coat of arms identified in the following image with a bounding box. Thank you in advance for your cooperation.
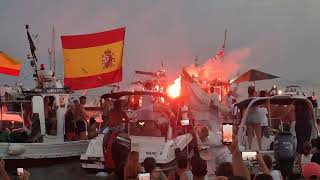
[61,28,125,90]
[0,51,21,76]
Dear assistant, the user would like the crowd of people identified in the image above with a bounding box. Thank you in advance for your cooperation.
[106,133,320,180]
[64,96,99,141]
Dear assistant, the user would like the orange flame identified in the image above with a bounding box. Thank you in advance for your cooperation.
[167,76,181,99]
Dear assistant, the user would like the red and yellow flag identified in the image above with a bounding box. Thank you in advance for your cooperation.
[61,28,125,90]
[0,51,21,76]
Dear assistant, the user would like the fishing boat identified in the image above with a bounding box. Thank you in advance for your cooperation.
[0,26,91,169]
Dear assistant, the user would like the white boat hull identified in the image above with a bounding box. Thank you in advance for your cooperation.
[80,134,194,171]
[0,140,89,159]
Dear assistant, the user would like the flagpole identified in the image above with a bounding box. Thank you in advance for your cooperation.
[223,29,227,49]
[119,27,126,88]
[52,25,56,74]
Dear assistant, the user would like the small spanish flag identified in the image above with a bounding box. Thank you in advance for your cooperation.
[61,28,125,90]
[0,51,21,76]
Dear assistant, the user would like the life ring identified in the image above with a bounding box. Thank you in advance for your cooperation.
[8,144,26,155]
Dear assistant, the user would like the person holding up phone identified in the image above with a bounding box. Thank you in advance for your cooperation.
[0,159,9,180]
[227,134,251,180]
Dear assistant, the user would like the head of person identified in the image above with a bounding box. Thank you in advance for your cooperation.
[259,90,267,97]
[73,100,80,106]
[303,141,313,156]
[210,87,215,94]
[302,162,320,180]
[127,151,139,163]
[79,96,86,105]
[113,100,122,111]
[215,162,233,177]
[143,157,156,173]
[248,86,255,97]
[145,82,153,90]
[89,117,96,126]
[44,96,50,105]
[190,155,207,178]
[254,174,273,180]
[262,155,273,170]
[125,151,141,179]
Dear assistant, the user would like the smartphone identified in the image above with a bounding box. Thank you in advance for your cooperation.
[241,151,257,161]
[138,173,150,180]
[17,168,24,176]
[181,119,190,126]
[222,123,233,145]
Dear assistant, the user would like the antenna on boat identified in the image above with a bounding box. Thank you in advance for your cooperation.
[26,24,41,87]
[48,25,56,74]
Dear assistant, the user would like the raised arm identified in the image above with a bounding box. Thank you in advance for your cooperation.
[228,135,251,179]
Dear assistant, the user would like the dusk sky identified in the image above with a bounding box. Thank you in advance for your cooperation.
[1,0,320,90]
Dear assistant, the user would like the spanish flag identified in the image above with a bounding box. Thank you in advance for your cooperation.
[0,51,21,76]
[61,28,125,90]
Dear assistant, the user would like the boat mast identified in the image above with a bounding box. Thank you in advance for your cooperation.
[49,25,56,74]
[52,25,56,74]
[26,25,41,87]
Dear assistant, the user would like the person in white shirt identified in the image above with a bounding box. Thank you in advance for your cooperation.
[258,91,269,139]
[209,87,219,117]
[138,82,155,120]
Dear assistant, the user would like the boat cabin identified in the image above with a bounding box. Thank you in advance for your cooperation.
[0,88,69,143]
[283,85,305,97]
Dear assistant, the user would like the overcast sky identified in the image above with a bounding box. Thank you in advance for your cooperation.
[1,0,320,90]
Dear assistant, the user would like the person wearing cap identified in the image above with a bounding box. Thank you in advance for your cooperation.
[302,162,320,179]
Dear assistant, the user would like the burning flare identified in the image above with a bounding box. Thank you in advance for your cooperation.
[167,76,181,99]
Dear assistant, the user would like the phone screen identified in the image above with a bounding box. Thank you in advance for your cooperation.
[138,173,150,180]
[17,168,24,176]
[222,123,233,144]
[241,151,257,161]
[181,119,190,126]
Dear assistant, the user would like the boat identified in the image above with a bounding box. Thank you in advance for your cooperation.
[283,85,306,97]
[80,91,195,171]
[0,79,90,169]
[0,25,91,169]
[233,95,318,174]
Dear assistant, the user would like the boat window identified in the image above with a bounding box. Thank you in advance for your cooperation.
[0,102,24,132]
[129,121,164,137]
[44,96,57,135]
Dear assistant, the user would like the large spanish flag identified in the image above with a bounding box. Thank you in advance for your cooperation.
[0,51,21,76]
[61,28,125,90]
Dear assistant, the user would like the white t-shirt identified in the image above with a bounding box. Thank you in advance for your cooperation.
[301,154,313,167]
[290,121,296,136]
[226,96,233,108]
[181,105,189,120]
[141,95,154,110]
[258,107,268,126]
[210,92,219,106]
[271,170,282,180]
